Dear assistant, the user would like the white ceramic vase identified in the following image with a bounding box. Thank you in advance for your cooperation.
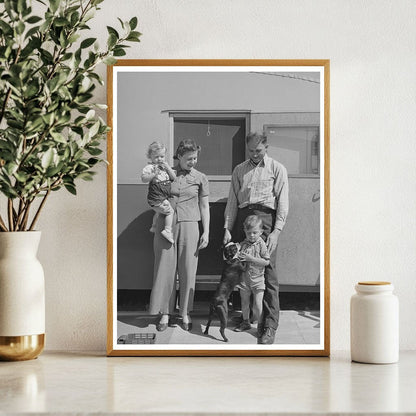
[0,231,45,361]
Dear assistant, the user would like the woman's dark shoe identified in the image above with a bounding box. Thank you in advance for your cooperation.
[156,322,168,332]
[156,315,169,332]
[182,322,192,331]
[168,316,178,327]
[181,316,192,331]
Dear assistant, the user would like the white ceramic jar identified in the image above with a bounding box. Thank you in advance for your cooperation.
[350,281,399,364]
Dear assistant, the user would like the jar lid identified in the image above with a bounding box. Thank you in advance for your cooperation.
[358,281,391,285]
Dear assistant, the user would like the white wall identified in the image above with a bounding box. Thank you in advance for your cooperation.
[37,0,416,351]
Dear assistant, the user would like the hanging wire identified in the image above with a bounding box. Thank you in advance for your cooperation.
[207,120,211,136]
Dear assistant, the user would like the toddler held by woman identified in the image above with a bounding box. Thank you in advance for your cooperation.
[141,141,176,244]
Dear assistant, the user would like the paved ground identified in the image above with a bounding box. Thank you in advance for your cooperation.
[117,302,320,345]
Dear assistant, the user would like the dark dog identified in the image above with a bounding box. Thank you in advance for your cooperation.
[204,242,246,342]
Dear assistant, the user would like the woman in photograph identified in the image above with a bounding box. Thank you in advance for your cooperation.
[149,139,210,332]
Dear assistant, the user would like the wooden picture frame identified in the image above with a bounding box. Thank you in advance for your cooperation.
[107,60,330,356]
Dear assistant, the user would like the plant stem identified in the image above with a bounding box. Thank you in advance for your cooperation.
[0,214,8,232]
[14,199,23,231]
[20,199,33,231]
[7,199,14,231]
[29,190,50,231]
[0,88,12,126]
[14,199,28,231]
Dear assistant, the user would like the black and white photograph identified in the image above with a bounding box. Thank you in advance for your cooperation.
[107,60,329,356]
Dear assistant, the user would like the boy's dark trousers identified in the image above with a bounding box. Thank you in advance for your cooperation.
[232,205,280,331]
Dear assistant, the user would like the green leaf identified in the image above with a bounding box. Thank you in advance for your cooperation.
[4,1,16,20]
[50,131,67,143]
[7,119,24,129]
[85,109,95,120]
[26,15,42,24]
[0,183,18,198]
[0,141,14,152]
[14,171,28,183]
[61,52,73,61]
[49,0,60,13]
[24,25,40,39]
[5,162,18,176]
[103,56,117,65]
[87,158,100,166]
[40,49,54,64]
[59,29,67,47]
[113,47,126,57]
[88,121,100,138]
[129,17,138,30]
[126,33,141,42]
[63,146,71,160]
[23,83,39,98]
[70,11,80,26]
[83,9,95,22]
[106,26,119,39]
[64,183,77,195]
[48,76,60,92]
[87,147,102,156]
[17,0,26,13]
[128,30,141,39]
[68,33,80,44]
[42,112,55,125]
[77,171,95,181]
[25,117,44,134]
[107,33,117,49]
[76,160,90,169]
[0,20,13,35]
[24,7,33,17]
[75,93,93,103]
[16,21,25,35]
[41,148,54,169]
[54,17,69,27]
[80,37,96,49]
[45,165,62,177]
[117,17,125,29]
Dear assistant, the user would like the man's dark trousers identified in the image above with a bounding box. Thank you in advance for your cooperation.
[233,205,280,330]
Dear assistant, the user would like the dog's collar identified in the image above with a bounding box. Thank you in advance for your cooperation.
[223,242,241,261]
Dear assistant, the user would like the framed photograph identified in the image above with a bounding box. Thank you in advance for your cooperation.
[107,60,330,356]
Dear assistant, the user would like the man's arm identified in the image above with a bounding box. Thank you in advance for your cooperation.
[223,167,240,243]
[266,163,289,252]
[273,163,289,232]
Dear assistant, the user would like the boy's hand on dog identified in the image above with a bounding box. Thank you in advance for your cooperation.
[238,252,255,262]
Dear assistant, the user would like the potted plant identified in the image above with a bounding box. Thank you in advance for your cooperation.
[0,0,140,360]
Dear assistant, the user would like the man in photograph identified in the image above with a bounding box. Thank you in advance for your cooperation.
[223,132,289,344]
